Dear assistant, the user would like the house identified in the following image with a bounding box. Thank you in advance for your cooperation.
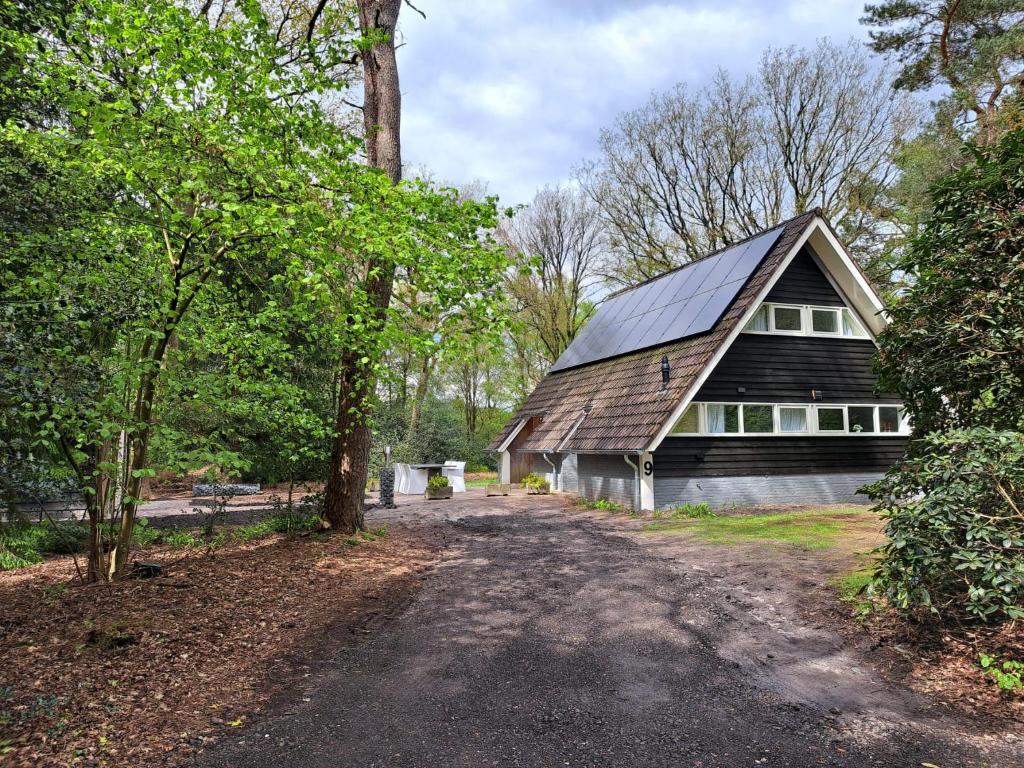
[489,211,908,510]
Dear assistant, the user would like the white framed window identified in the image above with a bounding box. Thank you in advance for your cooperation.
[772,305,804,333]
[743,302,868,338]
[841,308,868,337]
[706,403,740,433]
[668,402,909,437]
[847,405,875,433]
[746,304,769,332]
[815,406,846,432]
[671,404,700,434]
[811,308,840,335]
[779,406,809,433]
[742,404,774,433]
[878,406,903,433]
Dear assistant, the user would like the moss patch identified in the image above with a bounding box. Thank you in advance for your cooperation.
[643,508,877,550]
[833,567,874,600]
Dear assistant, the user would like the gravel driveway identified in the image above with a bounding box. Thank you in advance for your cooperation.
[198,492,1019,767]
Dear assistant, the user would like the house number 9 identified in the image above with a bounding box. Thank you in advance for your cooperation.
[643,460,653,476]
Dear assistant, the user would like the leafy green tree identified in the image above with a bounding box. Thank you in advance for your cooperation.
[875,131,1024,434]
[869,128,1024,621]
[3,0,367,578]
[4,1,511,578]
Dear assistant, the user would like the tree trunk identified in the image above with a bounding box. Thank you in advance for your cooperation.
[322,0,403,533]
[406,352,432,443]
[323,350,373,531]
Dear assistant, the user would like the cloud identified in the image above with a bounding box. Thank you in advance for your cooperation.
[397,0,872,205]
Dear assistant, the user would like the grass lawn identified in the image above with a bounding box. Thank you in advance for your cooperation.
[643,507,880,550]
[465,471,498,487]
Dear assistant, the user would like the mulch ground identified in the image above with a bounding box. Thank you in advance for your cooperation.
[824,600,1024,727]
[0,524,444,768]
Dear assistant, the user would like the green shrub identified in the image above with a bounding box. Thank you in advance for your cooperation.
[670,502,714,519]
[575,497,621,511]
[866,429,1024,622]
[0,521,90,570]
[521,473,549,491]
[980,654,1024,691]
[32,521,86,554]
[427,475,450,490]
[0,538,40,570]
[160,529,199,548]
[235,512,320,541]
[130,517,159,548]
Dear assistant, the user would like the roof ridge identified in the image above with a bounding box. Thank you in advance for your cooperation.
[605,209,821,300]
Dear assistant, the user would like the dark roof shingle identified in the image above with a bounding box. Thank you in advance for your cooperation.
[489,212,818,454]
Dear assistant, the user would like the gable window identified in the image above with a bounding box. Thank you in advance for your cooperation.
[744,303,868,338]
[811,308,839,334]
[669,402,908,436]
[773,305,803,332]
[746,304,770,332]
[841,308,868,337]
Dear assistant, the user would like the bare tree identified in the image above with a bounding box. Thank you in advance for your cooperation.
[500,185,606,368]
[579,40,919,285]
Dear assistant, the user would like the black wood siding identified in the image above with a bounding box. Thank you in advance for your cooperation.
[698,246,898,403]
[695,335,901,403]
[765,248,843,306]
[655,436,907,477]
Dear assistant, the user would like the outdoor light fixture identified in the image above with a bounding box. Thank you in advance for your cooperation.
[383,445,392,462]
[810,390,824,401]
[661,355,670,390]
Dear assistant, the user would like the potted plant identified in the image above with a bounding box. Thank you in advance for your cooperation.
[485,482,512,496]
[521,472,551,495]
[425,475,453,500]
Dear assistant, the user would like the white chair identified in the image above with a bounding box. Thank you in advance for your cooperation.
[442,460,466,493]
[405,465,428,495]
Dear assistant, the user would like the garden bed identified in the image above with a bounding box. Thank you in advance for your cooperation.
[0,522,443,767]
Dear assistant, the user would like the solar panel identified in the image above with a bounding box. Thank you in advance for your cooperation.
[549,227,783,372]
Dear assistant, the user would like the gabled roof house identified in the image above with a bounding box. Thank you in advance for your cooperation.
[489,211,908,510]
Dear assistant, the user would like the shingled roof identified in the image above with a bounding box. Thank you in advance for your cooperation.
[489,211,820,454]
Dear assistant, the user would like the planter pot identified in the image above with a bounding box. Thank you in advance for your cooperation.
[485,483,511,497]
[425,486,453,500]
[526,482,551,495]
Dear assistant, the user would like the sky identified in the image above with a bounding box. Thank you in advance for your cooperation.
[396,0,877,205]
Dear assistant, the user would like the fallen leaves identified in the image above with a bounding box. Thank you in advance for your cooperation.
[0,523,442,768]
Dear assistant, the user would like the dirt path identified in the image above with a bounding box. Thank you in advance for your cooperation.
[197,495,1020,767]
